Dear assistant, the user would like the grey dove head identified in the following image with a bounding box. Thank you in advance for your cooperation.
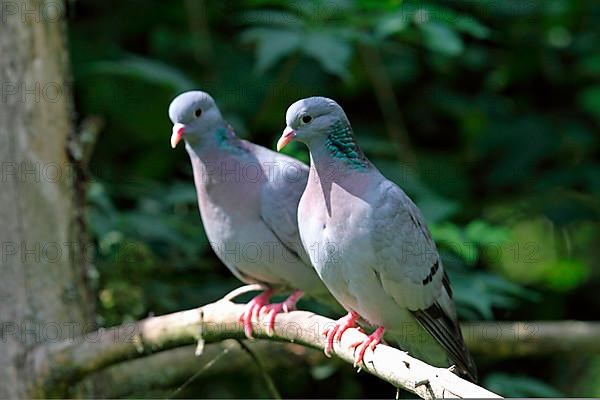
[277,96,350,151]
[168,90,223,148]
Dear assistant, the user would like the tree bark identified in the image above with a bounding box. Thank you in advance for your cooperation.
[0,0,94,397]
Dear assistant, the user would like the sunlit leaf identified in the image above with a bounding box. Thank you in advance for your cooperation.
[420,22,464,56]
[374,12,408,38]
[241,27,302,72]
[302,31,353,79]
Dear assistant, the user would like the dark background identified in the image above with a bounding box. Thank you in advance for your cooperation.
[69,0,599,397]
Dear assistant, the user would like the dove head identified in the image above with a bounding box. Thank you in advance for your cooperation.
[277,97,349,151]
[168,90,223,148]
[278,96,369,168]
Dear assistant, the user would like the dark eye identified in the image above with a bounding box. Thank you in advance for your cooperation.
[194,108,202,118]
[302,115,312,124]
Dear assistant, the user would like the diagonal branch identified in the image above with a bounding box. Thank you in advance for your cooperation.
[28,287,500,399]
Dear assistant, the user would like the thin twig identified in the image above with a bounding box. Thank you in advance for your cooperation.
[166,346,231,399]
[223,283,265,302]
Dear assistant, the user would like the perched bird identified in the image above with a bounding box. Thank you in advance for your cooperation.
[277,97,477,381]
[169,91,333,338]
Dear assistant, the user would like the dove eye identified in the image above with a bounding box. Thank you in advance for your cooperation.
[301,115,312,124]
[194,108,203,118]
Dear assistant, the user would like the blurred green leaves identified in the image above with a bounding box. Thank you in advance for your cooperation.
[419,22,464,56]
[81,57,196,92]
[579,85,600,121]
[489,217,592,292]
[241,19,353,78]
[71,0,600,396]
[242,28,302,72]
[484,373,563,397]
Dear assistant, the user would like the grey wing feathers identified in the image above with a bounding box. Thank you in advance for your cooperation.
[372,181,444,311]
[258,151,311,264]
[373,180,477,382]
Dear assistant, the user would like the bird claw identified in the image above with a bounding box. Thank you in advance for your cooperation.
[239,290,303,338]
[238,290,273,339]
[323,311,360,357]
[264,290,303,336]
[349,326,385,368]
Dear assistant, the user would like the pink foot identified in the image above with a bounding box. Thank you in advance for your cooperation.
[322,311,360,357]
[263,290,303,336]
[350,326,385,367]
[238,290,273,339]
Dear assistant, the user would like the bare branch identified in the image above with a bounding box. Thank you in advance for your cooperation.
[74,319,600,397]
[28,296,500,398]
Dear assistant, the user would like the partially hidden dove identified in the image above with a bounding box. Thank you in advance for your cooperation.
[169,91,336,338]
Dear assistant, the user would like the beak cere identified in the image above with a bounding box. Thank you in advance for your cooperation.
[171,123,185,148]
[277,127,296,152]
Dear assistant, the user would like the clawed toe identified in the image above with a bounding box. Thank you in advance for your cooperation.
[239,290,303,338]
[350,326,385,367]
[322,311,360,358]
[239,290,273,339]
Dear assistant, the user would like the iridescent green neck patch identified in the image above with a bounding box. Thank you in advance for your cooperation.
[325,120,368,169]
[214,126,245,154]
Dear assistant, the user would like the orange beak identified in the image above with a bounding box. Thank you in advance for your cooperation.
[276,127,296,151]
[171,123,185,148]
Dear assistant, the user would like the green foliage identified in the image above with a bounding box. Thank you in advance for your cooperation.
[71,0,600,396]
[484,373,563,398]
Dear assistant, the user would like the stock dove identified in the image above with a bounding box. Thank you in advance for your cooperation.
[169,91,335,338]
[277,96,477,381]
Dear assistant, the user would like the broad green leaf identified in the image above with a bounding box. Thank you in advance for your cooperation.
[420,22,464,56]
[302,31,352,79]
[374,12,408,38]
[241,28,301,72]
